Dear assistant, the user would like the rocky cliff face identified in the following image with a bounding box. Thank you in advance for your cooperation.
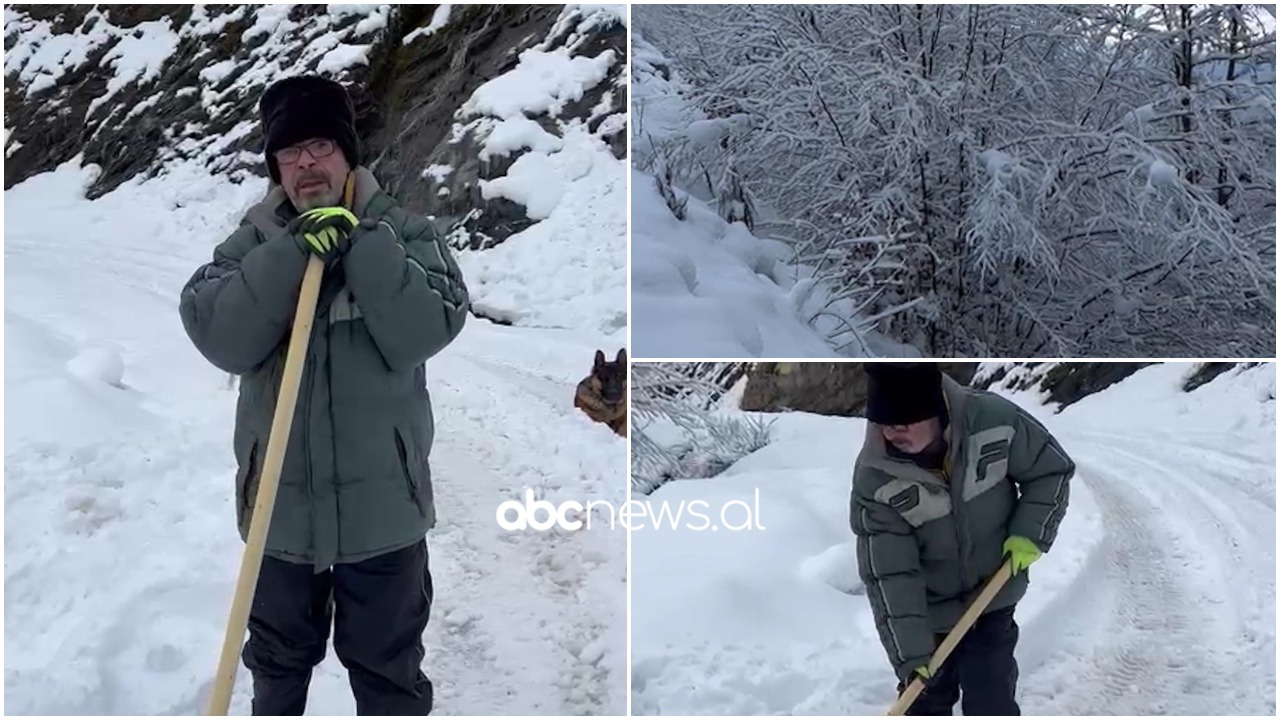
[739,362,978,416]
[974,361,1263,408]
[4,4,626,249]
[735,362,1260,415]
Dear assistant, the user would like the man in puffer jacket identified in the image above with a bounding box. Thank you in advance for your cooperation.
[180,75,468,714]
[850,363,1073,716]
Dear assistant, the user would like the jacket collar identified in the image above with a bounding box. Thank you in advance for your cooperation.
[243,166,384,235]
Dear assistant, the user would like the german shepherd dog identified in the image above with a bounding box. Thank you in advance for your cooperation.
[574,348,627,437]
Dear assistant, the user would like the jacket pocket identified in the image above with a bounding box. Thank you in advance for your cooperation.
[394,427,428,517]
[236,439,260,530]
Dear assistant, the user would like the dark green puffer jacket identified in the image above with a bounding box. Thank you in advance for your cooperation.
[180,167,468,570]
[849,375,1073,680]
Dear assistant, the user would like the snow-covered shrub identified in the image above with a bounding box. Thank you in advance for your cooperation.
[653,157,689,221]
[637,4,1276,356]
[632,363,772,494]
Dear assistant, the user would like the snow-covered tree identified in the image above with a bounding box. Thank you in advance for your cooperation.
[636,4,1275,356]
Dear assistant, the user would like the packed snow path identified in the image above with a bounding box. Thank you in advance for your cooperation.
[4,169,625,715]
[631,371,1275,715]
[1019,426,1275,715]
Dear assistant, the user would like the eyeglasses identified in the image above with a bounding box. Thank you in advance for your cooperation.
[275,138,336,165]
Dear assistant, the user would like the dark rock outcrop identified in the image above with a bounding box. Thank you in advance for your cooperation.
[740,362,978,417]
[5,4,625,249]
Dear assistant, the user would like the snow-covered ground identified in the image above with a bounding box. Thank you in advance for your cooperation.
[630,168,838,358]
[4,165,626,714]
[631,363,1275,715]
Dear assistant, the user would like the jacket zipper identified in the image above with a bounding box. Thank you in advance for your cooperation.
[302,335,316,560]
[884,445,971,596]
[326,318,339,560]
[944,452,972,594]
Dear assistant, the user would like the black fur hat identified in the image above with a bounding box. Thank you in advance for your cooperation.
[864,363,945,426]
[258,75,360,184]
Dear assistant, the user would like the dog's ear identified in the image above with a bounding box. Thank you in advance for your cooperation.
[594,349,606,369]
[616,348,627,366]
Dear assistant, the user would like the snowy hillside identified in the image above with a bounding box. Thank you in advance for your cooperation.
[4,4,627,715]
[630,31,917,358]
[4,4,628,341]
[631,363,1275,715]
[631,167,838,358]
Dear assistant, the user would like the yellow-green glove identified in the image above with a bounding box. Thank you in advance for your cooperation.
[292,207,358,262]
[1003,535,1042,575]
[898,664,934,694]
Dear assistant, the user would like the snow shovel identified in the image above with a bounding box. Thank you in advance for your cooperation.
[206,177,353,714]
[886,558,1014,716]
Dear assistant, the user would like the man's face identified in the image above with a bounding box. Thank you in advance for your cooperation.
[881,417,942,454]
[276,137,351,211]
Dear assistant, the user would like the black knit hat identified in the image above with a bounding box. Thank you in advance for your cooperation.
[258,75,360,184]
[864,363,945,426]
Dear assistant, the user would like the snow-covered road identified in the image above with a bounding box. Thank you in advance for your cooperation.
[1019,426,1275,714]
[4,162,626,715]
[631,364,1275,715]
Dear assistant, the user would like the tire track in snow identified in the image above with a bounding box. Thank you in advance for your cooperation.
[1020,430,1275,715]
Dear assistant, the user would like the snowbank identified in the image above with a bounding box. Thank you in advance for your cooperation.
[631,168,839,357]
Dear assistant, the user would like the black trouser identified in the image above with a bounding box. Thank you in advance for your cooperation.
[900,605,1020,716]
[242,540,434,715]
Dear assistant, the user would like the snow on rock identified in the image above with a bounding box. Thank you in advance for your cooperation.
[445,5,626,337]
[460,125,626,335]
[460,44,616,120]
[241,4,293,42]
[632,363,1274,715]
[631,32,705,161]
[6,11,109,95]
[402,4,452,45]
[324,4,391,36]
[422,163,453,182]
[184,4,246,36]
[315,42,372,74]
[5,8,178,109]
[196,59,238,85]
[66,347,126,388]
[479,116,565,160]
[480,136,594,219]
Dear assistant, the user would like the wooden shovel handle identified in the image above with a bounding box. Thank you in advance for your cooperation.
[206,255,325,714]
[886,559,1014,716]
